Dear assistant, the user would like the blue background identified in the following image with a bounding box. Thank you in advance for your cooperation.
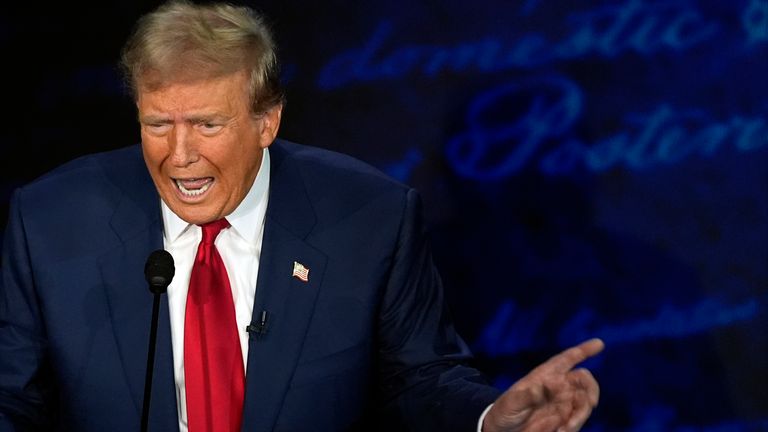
[1,0,766,430]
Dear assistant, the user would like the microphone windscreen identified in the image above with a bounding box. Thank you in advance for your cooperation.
[144,249,175,294]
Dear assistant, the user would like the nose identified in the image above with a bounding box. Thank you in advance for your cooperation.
[168,124,199,167]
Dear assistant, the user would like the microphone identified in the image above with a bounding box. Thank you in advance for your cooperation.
[145,250,174,294]
[246,310,270,338]
[141,250,174,432]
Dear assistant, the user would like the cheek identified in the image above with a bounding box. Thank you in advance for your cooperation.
[141,137,168,170]
[234,147,262,178]
[207,139,249,175]
[216,154,247,187]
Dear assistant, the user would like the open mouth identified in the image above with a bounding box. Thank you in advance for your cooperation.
[174,177,214,197]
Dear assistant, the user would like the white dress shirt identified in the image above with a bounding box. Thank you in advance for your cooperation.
[162,149,270,432]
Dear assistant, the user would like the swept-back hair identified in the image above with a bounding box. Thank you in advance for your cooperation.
[121,0,284,112]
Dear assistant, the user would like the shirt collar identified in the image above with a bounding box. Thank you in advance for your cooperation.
[161,147,271,244]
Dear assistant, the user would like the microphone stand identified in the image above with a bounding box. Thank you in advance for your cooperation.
[141,250,174,432]
[141,292,162,432]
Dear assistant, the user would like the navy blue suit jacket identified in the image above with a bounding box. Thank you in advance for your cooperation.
[0,140,499,431]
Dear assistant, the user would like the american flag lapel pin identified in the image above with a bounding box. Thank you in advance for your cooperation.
[292,261,310,282]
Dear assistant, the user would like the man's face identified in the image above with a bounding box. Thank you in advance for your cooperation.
[137,70,281,225]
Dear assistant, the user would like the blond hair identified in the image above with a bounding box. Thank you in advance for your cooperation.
[120,0,283,112]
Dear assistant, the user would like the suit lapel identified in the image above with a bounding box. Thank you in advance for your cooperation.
[98,146,179,431]
[241,143,327,431]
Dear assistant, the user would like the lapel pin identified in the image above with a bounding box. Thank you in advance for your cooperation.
[292,261,310,282]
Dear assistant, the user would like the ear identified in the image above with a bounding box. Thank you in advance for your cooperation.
[258,104,283,149]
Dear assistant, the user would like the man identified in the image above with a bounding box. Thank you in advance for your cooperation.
[0,1,602,431]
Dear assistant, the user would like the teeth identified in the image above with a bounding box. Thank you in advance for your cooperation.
[175,179,212,196]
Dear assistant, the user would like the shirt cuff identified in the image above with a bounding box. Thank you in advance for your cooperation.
[477,403,494,432]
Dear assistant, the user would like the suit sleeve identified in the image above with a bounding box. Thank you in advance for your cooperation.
[375,188,501,431]
[0,189,56,431]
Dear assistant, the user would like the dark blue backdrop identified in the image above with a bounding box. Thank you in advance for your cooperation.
[1,0,766,430]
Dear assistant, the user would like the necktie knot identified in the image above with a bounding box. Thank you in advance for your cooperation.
[200,219,230,245]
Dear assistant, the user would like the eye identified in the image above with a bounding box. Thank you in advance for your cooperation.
[145,123,172,135]
[198,122,224,136]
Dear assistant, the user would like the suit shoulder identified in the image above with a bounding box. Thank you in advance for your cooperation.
[273,139,408,194]
[21,145,143,193]
[15,145,149,220]
[270,140,414,230]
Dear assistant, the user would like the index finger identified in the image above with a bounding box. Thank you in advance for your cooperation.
[539,338,605,374]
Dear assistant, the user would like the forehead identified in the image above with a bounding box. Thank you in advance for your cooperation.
[137,71,251,112]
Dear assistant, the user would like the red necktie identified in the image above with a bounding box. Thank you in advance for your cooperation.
[184,219,244,432]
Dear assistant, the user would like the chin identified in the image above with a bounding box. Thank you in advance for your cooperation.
[166,203,212,225]
[184,212,219,225]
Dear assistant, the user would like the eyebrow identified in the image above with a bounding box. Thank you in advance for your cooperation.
[139,114,229,124]
[186,114,228,124]
[139,115,172,124]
